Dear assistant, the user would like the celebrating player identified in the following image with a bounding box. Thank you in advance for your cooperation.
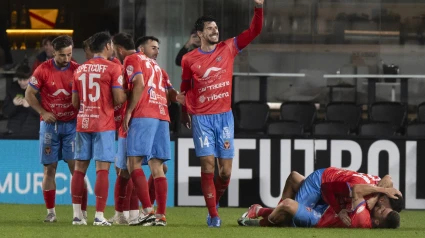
[70,31,127,226]
[25,35,85,223]
[177,0,264,227]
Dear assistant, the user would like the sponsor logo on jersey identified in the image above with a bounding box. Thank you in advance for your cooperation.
[216,56,222,62]
[224,140,230,150]
[199,95,206,103]
[356,205,365,214]
[52,89,71,96]
[202,67,222,78]
[82,118,89,129]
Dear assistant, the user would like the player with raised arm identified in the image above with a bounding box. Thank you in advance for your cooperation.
[70,31,127,226]
[25,35,83,223]
[177,0,264,227]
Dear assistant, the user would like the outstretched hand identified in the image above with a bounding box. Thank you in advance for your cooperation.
[338,209,351,227]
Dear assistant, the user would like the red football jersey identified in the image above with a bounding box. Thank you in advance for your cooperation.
[124,52,170,121]
[109,57,122,65]
[72,57,123,132]
[322,167,381,186]
[29,59,79,121]
[181,38,239,115]
[316,203,372,228]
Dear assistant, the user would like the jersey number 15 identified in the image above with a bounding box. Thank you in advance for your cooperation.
[78,73,101,102]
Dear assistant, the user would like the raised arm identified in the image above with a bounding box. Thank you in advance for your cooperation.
[235,0,264,51]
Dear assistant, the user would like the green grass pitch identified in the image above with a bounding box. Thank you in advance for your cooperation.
[1,204,425,238]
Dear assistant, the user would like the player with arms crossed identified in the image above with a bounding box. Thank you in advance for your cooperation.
[177,0,264,227]
[70,31,127,226]
[123,36,175,227]
[25,35,85,222]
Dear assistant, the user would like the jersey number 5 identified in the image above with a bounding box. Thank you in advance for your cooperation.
[78,73,101,102]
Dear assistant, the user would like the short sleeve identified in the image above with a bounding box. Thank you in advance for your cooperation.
[29,65,44,90]
[124,56,143,83]
[181,55,192,81]
[111,64,124,89]
[162,69,173,89]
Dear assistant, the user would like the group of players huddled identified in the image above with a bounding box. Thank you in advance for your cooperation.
[24,0,404,228]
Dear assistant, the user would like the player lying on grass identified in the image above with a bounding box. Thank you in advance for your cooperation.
[238,167,403,228]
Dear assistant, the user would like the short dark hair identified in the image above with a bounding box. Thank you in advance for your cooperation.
[82,36,93,50]
[42,36,57,46]
[89,31,112,53]
[112,33,135,50]
[51,35,73,51]
[378,211,400,229]
[15,60,31,79]
[389,194,404,213]
[194,15,216,32]
[135,36,160,48]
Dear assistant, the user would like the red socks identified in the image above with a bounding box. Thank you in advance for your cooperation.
[130,182,139,211]
[154,177,167,215]
[148,174,156,205]
[131,169,152,209]
[114,176,129,212]
[81,188,88,211]
[201,172,218,217]
[95,170,109,212]
[214,176,230,204]
[258,208,273,217]
[71,170,85,204]
[43,190,56,209]
[123,177,134,211]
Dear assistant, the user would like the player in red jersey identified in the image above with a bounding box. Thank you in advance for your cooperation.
[135,36,179,206]
[121,33,175,226]
[177,0,264,227]
[112,33,158,226]
[70,31,127,226]
[317,181,400,228]
[25,35,81,223]
[238,168,402,228]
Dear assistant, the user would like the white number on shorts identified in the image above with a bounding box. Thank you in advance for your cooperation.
[78,73,101,102]
[199,136,210,148]
[145,61,165,92]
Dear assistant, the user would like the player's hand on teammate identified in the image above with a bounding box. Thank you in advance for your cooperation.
[338,209,351,227]
[41,111,57,123]
[384,187,403,199]
[123,113,131,132]
[254,0,264,7]
[176,91,186,106]
[181,111,192,129]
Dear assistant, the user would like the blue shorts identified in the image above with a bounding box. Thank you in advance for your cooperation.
[127,118,170,164]
[191,110,234,158]
[74,130,116,162]
[115,136,127,169]
[39,120,76,165]
[292,168,327,227]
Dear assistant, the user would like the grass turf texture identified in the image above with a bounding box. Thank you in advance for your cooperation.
[1,204,424,237]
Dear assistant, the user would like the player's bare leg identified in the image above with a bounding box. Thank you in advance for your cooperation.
[148,158,167,226]
[67,160,88,220]
[92,161,112,226]
[71,160,90,225]
[127,156,155,226]
[200,155,222,227]
[42,162,58,222]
